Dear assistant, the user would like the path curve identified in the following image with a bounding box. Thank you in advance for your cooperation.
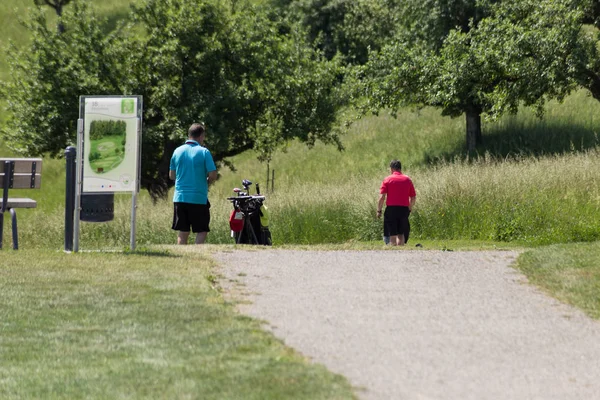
[215,250,600,400]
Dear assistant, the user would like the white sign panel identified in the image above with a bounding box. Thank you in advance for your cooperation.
[81,97,140,192]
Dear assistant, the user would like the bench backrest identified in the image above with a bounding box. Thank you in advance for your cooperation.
[0,158,43,189]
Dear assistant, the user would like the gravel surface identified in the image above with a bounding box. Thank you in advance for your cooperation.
[215,249,600,400]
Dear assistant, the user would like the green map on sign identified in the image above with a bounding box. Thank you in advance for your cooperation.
[88,120,127,174]
[121,99,134,114]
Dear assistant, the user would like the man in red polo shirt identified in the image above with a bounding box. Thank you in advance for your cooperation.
[377,159,416,246]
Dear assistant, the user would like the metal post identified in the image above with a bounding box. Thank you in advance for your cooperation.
[0,160,12,250]
[130,117,142,251]
[73,119,84,252]
[266,163,270,193]
[130,192,137,251]
[9,209,18,250]
[271,169,275,193]
[1,161,9,213]
[64,146,76,251]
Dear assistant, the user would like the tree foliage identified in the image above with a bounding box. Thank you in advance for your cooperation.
[1,3,125,158]
[573,0,600,101]
[466,0,584,118]
[269,0,401,65]
[33,0,73,32]
[1,0,346,198]
[358,0,584,152]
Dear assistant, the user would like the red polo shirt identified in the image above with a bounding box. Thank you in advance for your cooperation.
[380,171,416,206]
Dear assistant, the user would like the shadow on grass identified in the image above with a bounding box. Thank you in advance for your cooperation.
[422,118,600,164]
[124,248,181,258]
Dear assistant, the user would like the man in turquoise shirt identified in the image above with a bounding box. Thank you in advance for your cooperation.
[169,123,217,244]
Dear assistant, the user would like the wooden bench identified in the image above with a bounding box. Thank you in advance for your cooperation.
[0,158,42,250]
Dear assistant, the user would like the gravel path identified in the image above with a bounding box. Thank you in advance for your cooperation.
[215,249,600,400]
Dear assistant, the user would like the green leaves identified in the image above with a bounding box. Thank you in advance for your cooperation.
[271,0,401,65]
[471,0,583,118]
[360,0,588,151]
[2,2,122,157]
[1,0,347,198]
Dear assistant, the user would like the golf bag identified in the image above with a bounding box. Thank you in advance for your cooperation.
[227,180,272,245]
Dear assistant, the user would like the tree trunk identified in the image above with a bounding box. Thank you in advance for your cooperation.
[465,109,482,152]
[582,68,600,101]
[56,5,65,34]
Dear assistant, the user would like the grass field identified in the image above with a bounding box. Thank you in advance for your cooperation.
[0,248,357,400]
[0,1,599,397]
[516,242,600,320]
[1,91,598,248]
[1,2,599,248]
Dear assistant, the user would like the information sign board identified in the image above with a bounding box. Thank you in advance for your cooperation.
[80,96,141,192]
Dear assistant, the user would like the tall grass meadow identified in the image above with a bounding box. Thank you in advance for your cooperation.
[5,99,599,249]
[1,0,599,250]
[411,150,600,244]
[2,1,597,249]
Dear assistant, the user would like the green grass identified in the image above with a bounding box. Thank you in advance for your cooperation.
[0,2,598,398]
[274,239,527,251]
[1,2,599,247]
[411,149,600,244]
[210,92,600,245]
[2,91,599,249]
[515,242,600,319]
[0,248,356,400]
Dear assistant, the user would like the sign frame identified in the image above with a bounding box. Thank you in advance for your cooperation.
[74,95,143,252]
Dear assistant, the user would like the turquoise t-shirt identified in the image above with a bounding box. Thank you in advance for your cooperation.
[170,140,217,204]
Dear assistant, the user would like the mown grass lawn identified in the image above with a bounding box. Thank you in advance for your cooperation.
[515,241,600,320]
[0,248,356,400]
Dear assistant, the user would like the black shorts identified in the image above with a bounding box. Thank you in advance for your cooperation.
[172,202,211,233]
[384,206,410,242]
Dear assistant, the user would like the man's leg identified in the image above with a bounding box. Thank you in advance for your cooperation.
[389,235,405,246]
[396,234,405,246]
[195,231,208,244]
[192,203,210,245]
[389,211,404,246]
[383,221,390,245]
[178,231,190,245]
[395,208,408,246]
[173,203,191,245]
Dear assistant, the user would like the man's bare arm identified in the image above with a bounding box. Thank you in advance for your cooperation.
[377,193,386,218]
[169,170,176,181]
[207,170,217,184]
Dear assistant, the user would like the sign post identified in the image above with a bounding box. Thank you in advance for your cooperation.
[74,96,143,252]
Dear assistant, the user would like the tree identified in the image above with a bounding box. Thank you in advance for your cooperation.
[1,0,347,198]
[33,0,73,33]
[268,0,402,65]
[357,0,587,152]
[582,0,600,28]
[462,0,583,119]
[357,0,500,151]
[1,3,125,159]
[574,0,600,101]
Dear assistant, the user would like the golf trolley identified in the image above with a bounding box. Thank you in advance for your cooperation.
[227,179,272,245]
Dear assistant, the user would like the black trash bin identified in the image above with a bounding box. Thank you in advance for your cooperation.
[80,193,114,222]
